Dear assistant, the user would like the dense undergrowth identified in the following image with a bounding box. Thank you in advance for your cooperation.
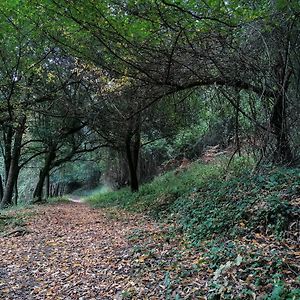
[88,157,300,299]
[89,157,299,242]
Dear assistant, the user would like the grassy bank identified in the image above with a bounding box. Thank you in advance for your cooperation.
[88,157,300,299]
[89,158,299,243]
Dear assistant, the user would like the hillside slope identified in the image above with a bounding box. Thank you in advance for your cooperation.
[89,158,300,299]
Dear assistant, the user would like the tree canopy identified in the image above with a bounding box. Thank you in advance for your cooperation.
[0,0,299,206]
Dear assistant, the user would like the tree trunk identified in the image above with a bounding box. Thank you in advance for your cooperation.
[33,170,47,202]
[133,128,141,173]
[33,147,56,202]
[124,112,142,192]
[0,175,3,201]
[3,126,13,183]
[49,183,53,197]
[1,117,26,208]
[59,183,65,196]
[270,92,293,164]
[1,164,17,208]
[13,168,20,205]
[14,177,18,206]
[125,134,139,192]
[55,183,60,197]
[45,174,50,199]
[270,48,293,165]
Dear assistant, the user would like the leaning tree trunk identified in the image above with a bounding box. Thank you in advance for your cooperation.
[1,159,18,208]
[1,117,26,208]
[13,168,20,205]
[33,169,49,202]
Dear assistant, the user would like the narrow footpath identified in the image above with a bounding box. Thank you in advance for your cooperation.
[0,202,206,299]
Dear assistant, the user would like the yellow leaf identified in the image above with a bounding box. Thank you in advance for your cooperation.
[73,263,81,267]
[164,265,176,271]
[137,254,149,263]
[46,240,58,246]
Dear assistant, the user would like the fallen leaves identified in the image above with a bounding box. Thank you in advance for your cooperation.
[0,202,299,299]
[0,203,134,299]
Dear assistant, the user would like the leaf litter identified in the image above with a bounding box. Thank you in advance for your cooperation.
[0,202,299,299]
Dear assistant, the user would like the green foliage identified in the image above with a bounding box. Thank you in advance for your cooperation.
[88,157,300,298]
[173,168,299,244]
[268,284,300,300]
[52,160,99,185]
[89,158,300,244]
[70,185,112,198]
[89,159,223,211]
[201,237,299,299]
[1,0,298,208]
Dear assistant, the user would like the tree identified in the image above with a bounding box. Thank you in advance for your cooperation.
[1,0,299,207]
[34,0,299,164]
[0,3,88,206]
[0,5,47,207]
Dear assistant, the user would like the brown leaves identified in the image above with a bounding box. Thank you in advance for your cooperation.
[0,203,129,299]
[0,202,298,299]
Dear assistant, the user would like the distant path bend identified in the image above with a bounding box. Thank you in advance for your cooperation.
[67,196,86,203]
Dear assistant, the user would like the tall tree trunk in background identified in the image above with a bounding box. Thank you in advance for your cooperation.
[33,147,56,202]
[132,128,141,174]
[125,134,139,192]
[1,117,26,208]
[270,46,293,165]
[125,116,141,192]
[1,168,15,208]
[270,92,293,164]
[55,183,60,197]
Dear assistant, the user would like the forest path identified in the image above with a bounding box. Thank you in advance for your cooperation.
[0,202,204,299]
[67,196,86,203]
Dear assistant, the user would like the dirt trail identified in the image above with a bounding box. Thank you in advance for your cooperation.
[0,203,168,300]
[67,196,86,203]
[1,202,297,299]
